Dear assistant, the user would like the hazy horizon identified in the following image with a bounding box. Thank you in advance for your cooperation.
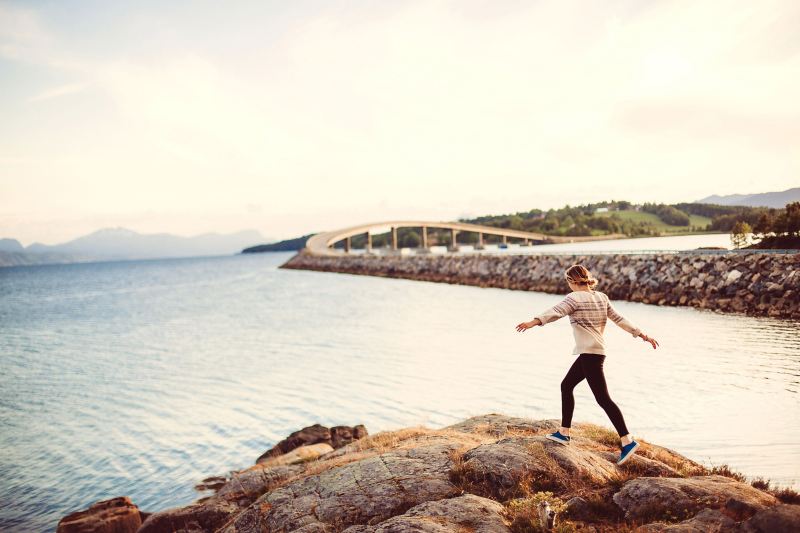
[2,0,798,246]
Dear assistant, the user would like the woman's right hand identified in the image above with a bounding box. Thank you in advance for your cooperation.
[516,319,540,332]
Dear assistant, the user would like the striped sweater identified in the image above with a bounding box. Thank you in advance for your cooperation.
[534,290,643,355]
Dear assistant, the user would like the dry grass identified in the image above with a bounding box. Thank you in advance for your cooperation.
[573,423,620,449]
[635,440,705,477]
[772,486,800,504]
[707,463,748,483]
[505,491,574,533]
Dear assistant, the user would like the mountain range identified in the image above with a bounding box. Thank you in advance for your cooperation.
[696,187,800,208]
[0,228,269,267]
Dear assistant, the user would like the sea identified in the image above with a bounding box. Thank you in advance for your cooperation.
[1,233,798,531]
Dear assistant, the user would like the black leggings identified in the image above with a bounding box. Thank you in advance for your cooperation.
[561,353,629,437]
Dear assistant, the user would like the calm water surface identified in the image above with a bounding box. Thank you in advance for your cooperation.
[1,249,798,531]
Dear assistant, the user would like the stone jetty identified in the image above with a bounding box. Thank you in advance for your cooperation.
[58,414,800,532]
[281,251,800,319]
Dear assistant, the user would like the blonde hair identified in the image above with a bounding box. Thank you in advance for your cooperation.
[565,264,598,289]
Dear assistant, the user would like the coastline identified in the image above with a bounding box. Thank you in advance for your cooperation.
[58,414,800,532]
[280,250,800,319]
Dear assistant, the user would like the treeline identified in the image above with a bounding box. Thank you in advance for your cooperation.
[731,202,800,249]
[465,200,659,237]
[242,234,316,253]
[462,201,782,237]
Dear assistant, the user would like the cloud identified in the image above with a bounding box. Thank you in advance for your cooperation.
[27,82,90,102]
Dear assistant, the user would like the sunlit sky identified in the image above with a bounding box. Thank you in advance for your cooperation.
[1,1,798,245]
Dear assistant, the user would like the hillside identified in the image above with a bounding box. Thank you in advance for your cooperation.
[697,187,800,208]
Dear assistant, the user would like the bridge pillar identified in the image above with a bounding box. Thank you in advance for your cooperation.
[478,232,484,248]
[502,235,508,244]
[366,232,372,252]
[391,227,398,250]
[344,236,351,252]
[422,226,428,248]
[450,228,458,250]
[524,239,530,246]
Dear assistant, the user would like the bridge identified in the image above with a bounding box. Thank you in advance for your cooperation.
[304,220,625,255]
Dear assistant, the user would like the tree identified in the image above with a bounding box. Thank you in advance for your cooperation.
[730,221,752,249]
[753,213,774,242]
[785,202,800,236]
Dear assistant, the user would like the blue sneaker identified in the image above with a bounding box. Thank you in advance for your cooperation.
[545,431,571,445]
[617,440,640,465]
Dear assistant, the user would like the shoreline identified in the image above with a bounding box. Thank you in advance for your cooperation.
[281,250,800,319]
[58,414,800,533]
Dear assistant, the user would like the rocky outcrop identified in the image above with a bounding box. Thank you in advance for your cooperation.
[281,251,800,318]
[256,423,368,463]
[613,475,777,521]
[57,497,144,533]
[59,414,800,533]
[342,494,512,533]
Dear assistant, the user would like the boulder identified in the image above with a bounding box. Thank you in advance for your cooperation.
[256,442,334,468]
[564,496,592,521]
[613,475,777,521]
[256,424,368,464]
[736,503,800,532]
[331,425,369,448]
[342,494,512,533]
[459,435,619,498]
[138,498,240,533]
[57,497,143,533]
[256,424,331,462]
[634,508,735,532]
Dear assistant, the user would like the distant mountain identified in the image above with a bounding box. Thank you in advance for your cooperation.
[0,238,24,252]
[26,227,269,260]
[242,233,316,253]
[0,228,272,267]
[696,188,800,208]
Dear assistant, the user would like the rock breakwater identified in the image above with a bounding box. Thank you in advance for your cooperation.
[281,251,800,318]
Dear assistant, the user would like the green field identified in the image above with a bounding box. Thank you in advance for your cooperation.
[597,210,712,234]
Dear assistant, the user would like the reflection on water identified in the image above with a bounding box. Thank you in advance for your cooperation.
[1,250,798,531]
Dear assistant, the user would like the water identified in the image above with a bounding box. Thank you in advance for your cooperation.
[1,247,798,532]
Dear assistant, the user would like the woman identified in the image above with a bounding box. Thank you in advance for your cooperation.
[516,264,658,465]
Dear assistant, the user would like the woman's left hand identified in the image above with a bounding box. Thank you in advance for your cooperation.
[516,320,536,332]
[641,334,659,349]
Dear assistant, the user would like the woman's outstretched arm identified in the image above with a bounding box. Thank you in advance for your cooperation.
[516,295,578,332]
[608,301,659,349]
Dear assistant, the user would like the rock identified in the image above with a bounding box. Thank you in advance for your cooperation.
[256,442,334,467]
[256,424,368,464]
[564,496,591,521]
[723,497,759,521]
[634,508,735,532]
[216,464,304,504]
[613,475,777,521]
[459,435,619,498]
[256,424,331,462]
[57,497,143,533]
[342,494,512,533]
[138,498,240,533]
[736,503,800,532]
[331,424,369,448]
[597,451,682,478]
[444,413,559,437]
[220,440,466,532]
[195,476,227,491]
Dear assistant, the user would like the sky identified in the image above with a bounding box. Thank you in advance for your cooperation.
[1,0,798,246]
